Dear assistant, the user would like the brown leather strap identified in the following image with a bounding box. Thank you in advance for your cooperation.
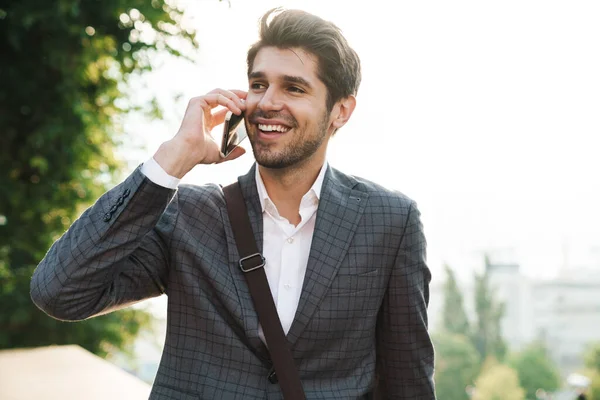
[223,183,306,400]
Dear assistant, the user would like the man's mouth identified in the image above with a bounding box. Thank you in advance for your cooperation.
[257,124,291,133]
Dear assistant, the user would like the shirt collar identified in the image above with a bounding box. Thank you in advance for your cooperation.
[255,162,328,213]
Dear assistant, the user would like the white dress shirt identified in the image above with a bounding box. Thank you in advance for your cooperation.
[141,158,326,342]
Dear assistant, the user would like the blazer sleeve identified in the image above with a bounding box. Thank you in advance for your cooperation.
[30,166,177,321]
[375,200,436,399]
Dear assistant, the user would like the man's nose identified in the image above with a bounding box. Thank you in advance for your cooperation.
[257,87,283,112]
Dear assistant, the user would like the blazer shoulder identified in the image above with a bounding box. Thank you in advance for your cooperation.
[333,168,415,209]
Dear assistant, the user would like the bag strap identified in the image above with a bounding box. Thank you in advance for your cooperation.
[223,182,306,400]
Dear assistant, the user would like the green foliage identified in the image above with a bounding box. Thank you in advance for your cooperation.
[585,342,600,372]
[0,0,196,354]
[433,333,480,400]
[509,342,561,400]
[590,372,600,400]
[470,260,507,362]
[473,361,525,400]
[441,264,470,337]
[585,343,600,400]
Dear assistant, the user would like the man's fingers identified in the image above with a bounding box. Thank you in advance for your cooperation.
[192,93,239,116]
[211,108,229,127]
[206,88,246,114]
[208,93,242,114]
[228,89,248,100]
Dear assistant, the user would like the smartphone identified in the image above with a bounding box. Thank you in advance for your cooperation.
[220,111,247,158]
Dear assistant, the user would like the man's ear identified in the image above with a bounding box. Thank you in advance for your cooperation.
[331,95,357,130]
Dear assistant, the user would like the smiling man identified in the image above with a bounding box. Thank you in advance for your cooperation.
[31,8,435,399]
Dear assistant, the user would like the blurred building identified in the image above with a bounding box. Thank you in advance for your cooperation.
[429,258,600,374]
[487,259,600,373]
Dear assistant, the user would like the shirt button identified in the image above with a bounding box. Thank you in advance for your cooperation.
[287,237,294,244]
[284,283,292,290]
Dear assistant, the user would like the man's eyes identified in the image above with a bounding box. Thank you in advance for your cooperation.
[249,82,306,94]
[287,86,305,94]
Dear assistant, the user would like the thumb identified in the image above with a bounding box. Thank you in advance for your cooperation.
[217,146,246,164]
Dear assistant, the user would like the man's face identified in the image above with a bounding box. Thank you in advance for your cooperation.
[245,46,332,169]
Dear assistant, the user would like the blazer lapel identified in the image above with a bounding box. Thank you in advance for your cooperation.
[222,164,270,362]
[286,167,368,346]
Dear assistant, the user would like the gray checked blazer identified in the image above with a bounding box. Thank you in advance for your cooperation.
[31,164,435,399]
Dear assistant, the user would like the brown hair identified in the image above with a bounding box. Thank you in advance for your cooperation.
[247,8,361,111]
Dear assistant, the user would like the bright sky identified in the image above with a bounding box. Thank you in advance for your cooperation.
[124,0,600,281]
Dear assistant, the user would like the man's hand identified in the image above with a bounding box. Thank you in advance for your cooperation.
[153,89,248,178]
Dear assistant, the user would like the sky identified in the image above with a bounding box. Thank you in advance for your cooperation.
[123,0,600,282]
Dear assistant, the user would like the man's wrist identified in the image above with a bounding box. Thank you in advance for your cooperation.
[153,140,194,179]
[141,157,180,189]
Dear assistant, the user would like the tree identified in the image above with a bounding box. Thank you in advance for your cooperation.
[509,341,561,400]
[473,361,525,400]
[433,333,480,400]
[0,0,197,355]
[440,258,507,363]
[441,264,470,337]
[470,260,507,362]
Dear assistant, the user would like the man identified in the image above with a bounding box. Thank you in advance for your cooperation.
[31,8,435,399]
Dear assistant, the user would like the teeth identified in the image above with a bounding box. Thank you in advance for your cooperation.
[258,124,290,133]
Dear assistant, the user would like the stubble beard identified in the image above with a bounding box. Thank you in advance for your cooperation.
[249,111,330,170]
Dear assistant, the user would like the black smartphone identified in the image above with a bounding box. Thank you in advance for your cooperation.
[220,111,247,158]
